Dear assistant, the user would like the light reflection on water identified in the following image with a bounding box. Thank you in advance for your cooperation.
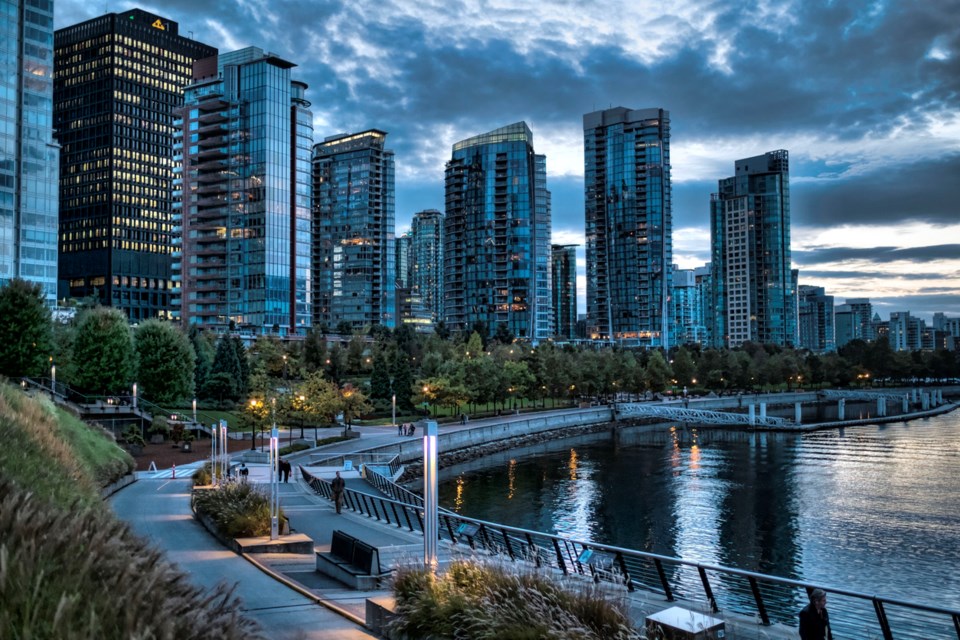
[437,411,960,615]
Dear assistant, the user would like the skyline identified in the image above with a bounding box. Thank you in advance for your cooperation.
[54,0,960,321]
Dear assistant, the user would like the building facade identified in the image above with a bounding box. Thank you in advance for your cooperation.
[551,244,577,340]
[411,209,443,324]
[797,285,835,353]
[313,130,395,331]
[834,298,874,348]
[584,107,672,347]
[1,0,59,303]
[55,10,215,319]
[443,122,552,341]
[709,150,795,348]
[174,47,313,334]
[671,265,709,346]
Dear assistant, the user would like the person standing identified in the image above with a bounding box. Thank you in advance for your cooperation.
[799,589,833,640]
[331,471,346,514]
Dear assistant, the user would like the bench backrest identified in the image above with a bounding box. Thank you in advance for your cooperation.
[330,529,356,562]
[352,540,379,575]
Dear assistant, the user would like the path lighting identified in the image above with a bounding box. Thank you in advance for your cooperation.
[249,399,260,450]
[422,419,439,572]
[50,363,56,392]
[192,398,197,423]
[132,382,137,409]
[219,420,227,482]
[392,393,396,430]
[282,354,287,380]
[269,418,279,540]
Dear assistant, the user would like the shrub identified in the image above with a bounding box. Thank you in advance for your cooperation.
[278,441,310,456]
[192,481,282,538]
[389,559,642,640]
[0,479,264,639]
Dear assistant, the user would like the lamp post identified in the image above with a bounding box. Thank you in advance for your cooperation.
[50,363,56,393]
[422,419,438,571]
[132,383,138,410]
[392,393,396,430]
[219,419,228,482]
[270,399,279,540]
[249,399,259,450]
[210,420,218,485]
[282,354,287,381]
[192,398,197,423]
[422,385,430,417]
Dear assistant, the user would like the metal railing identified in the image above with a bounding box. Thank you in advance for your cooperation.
[300,466,960,639]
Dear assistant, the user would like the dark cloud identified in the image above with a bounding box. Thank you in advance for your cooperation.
[793,244,960,265]
[799,270,958,281]
[872,294,960,318]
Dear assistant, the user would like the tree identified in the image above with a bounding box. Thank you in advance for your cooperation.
[72,307,135,395]
[390,352,414,409]
[188,326,215,395]
[671,347,696,387]
[340,383,372,426]
[369,351,392,400]
[296,372,342,425]
[644,350,672,393]
[209,337,242,402]
[232,336,250,395]
[433,320,450,341]
[493,323,515,346]
[0,278,53,378]
[134,320,196,404]
[303,329,328,373]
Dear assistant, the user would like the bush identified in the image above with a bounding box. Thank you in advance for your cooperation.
[389,559,641,640]
[278,442,310,456]
[192,481,282,538]
[0,479,264,639]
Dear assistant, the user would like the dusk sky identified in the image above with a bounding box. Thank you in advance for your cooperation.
[57,0,960,320]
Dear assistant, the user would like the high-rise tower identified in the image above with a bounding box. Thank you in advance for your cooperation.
[55,10,216,319]
[411,209,443,324]
[2,0,59,302]
[584,107,672,347]
[709,150,795,348]
[444,122,552,341]
[174,47,313,334]
[313,130,395,331]
[551,244,577,340]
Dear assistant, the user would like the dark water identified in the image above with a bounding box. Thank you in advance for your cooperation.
[438,410,960,626]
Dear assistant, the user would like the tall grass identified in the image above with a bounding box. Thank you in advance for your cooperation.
[0,479,264,639]
[191,481,282,538]
[389,559,643,640]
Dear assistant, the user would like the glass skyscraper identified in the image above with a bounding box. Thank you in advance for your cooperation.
[584,107,672,348]
[313,130,395,331]
[798,285,835,353]
[411,209,443,324]
[174,47,313,334]
[2,0,59,303]
[551,244,577,340]
[710,150,795,348]
[55,10,215,319]
[444,122,552,341]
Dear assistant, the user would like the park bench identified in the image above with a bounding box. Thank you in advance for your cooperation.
[315,529,389,589]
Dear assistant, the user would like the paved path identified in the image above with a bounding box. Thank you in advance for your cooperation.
[109,478,378,639]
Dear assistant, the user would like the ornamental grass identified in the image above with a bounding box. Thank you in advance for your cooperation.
[0,479,263,640]
[191,480,280,538]
[388,559,643,640]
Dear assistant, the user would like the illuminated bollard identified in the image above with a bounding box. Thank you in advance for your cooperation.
[795,402,802,424]
[838,398,845,421]
[759,402,767,420]
[748,404,756,425]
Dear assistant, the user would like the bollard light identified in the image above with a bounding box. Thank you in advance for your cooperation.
[132,383,138,409]
[270,425,280,540]
[422,419,439,571]
[219,420,228,482]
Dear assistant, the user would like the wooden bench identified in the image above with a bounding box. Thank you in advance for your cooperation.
[316,529,389,589]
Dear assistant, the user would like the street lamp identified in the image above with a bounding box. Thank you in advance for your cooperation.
[269,412,279,540]
[422,419,439,571]
[282,354,287,381]
[132,382,137,409]
[192,398,197,423]
[50,363,56,393]
[249,399,260,450]
[392,393,396,430]
[422,385,430,417]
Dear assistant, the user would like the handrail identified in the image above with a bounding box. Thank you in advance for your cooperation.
[299,466,960,639]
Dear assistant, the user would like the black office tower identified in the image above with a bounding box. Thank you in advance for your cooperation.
[54,9,216,320]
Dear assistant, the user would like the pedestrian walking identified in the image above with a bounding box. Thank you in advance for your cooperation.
[408,423,415,437]
[279,459,291,482]
[397,423,403,436]
[331,471,345,514]
[238,463,249,482]
[798,589,833,640]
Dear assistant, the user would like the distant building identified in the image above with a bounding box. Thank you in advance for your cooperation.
[444,122,552,341]
[3,0,59,303]
[932,313,960,350]
[55,10,216,318]
[670,265,709,345]
[411,209,444,324]
[174,47,312,334]
[834,298,874,348]
[313,130,396,331]
[584,107,672,347]
[709,150,795,348]
[395,232,412,290]
[888,311,930,351]
[797,285,835,352]
[551,245,578,340]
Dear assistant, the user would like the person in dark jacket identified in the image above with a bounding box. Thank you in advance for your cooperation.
[799,589,833,640]
[331,471,346,514]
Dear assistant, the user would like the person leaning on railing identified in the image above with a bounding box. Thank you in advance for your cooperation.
[799,589,833,640]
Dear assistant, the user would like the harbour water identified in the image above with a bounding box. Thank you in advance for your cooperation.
[437,409,960,632]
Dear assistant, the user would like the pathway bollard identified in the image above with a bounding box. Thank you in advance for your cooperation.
[172,464,176,479]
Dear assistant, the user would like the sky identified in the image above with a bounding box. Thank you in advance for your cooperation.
[57,0,960,321]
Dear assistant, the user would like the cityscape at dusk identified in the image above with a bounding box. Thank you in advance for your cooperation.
[52,0,960,320]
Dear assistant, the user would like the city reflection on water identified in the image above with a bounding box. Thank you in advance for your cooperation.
[437,411,960,615]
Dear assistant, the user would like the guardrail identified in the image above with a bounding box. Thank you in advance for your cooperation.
[300,466,960,639]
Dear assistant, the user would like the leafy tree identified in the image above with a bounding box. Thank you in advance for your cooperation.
[671,347,696,387]
[334,320,354,336]
[346,335,366,373]
[470,320,489,347]
[493,322,515,346]
[0,278,53,378]
[644,350,672,393]
[209,337,242,401]
[325,344,346,383]
[296,372,342,425]
[464,332,484,359]
[72,307,135,395]
[188,326,215,395]
[433,320,450,341]
[134,320,195,404]
[340,383,372,426]
[202,372,238,404]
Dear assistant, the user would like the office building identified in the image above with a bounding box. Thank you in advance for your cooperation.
[797,285,835,352]
[444,122,552,341]
[313,130,395,331]
[888,311,928,351]
[584,107,672,347]
[671,265,709,346]
[411,209,443,323]
[551,244,577,340]
[1,0,59,302]
[834,298,874,348]
[174,47,313,333]
[709,150,795,348]
[55,10,216,319]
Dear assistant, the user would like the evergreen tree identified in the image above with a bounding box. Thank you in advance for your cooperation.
[369,351,392,400]
[188,326,214,394]
[72,307,135,395]
[303,328,328,373]
[0,279,53,378]
[644,350,672,393]
[232,336,250,395]
[493,323,515,346]
[390,351,414,409]
[209,336,242,401]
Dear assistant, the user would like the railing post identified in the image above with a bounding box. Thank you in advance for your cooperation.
[653,559,675,602]
[873,599,894,640]
[501,527,516,560]
[698,566,719,613]
[952,612,960,639]
[615,552,634,592]
[525,533,542,567]
[552,538,568,575]
[747,576,769,625]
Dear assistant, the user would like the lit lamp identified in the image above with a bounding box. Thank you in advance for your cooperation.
[270,416,279,540]
[392,393,396,430]
[132,383,138,409]
[210,420,218,485]
[192,398,197,423]
[50,363,56,392]
[422,419,439,571]
[219,419,228,481]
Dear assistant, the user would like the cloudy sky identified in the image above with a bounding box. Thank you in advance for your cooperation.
[58,0,960,320]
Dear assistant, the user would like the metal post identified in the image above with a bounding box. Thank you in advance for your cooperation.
[422,419,439,571]
[211,422,218,485]
[50,363,56,392]
[392,393,396,430]
[838,398,845,421]
[192,398,197,423]
[902,395,909,413]
[132,383,138,410]
[878,397,885,417]
[219,420,228,482]
[759,402,767,420]
[270,425,279,540]
[748,404,756,425]
[794,402,802,425]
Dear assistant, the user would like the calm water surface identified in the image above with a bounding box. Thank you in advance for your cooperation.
[438,411,960,614]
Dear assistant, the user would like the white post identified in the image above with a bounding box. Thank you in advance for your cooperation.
[794,402,802,424]
[270,425,279,540]
[748,404,756,425]
[877,397,885,417]
[211,422,218,485]
[50,363,56,392]
[838,398,846,421]
[132,383,138,409]
[192,398,197,423]
[922,392,930,410]
[422,419,439,571]
[902,395,909,414]
[759,402,767,420]
[219,420,228,481]
[392,393,396,430]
